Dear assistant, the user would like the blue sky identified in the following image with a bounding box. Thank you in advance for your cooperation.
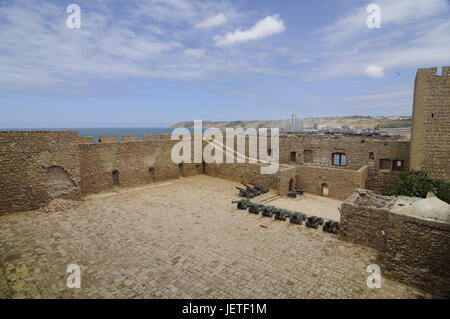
[0,0,449,128]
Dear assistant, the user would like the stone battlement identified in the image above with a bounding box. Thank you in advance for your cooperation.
[417,66,450,80]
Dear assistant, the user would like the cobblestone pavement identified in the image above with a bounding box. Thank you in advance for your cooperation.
[0,175,428,299]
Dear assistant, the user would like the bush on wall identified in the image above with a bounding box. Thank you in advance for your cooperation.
[393,170,449,204]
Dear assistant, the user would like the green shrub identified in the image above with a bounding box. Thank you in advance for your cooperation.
[435,179,450,204]
[393,170,450,204]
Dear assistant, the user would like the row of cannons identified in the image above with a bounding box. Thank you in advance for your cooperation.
[231,199,340,234]
[236,183,269,199]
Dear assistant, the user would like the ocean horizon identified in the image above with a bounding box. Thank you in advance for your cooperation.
[0,127,177,142]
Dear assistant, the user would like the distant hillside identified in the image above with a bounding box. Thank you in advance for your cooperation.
[301,116,411,130]
[170,116,411,130]
[170,120,283,129]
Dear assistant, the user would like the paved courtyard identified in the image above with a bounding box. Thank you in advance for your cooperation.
[0,175,428,299]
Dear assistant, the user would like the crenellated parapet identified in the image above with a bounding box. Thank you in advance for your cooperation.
[142,134,158,141]
[98,136,118,143]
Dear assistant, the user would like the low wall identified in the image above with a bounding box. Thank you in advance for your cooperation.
[98,136,118,143]
[205,163,296,196]
[79,139,201,195]
[339,190,450,297]
[142,134,158,141]
[78,136,94,144]
[295,165,368,200]
[121,135,139,142]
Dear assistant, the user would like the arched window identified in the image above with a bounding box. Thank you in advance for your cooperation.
[149,168,154,183]
[321,183,329,197]
[290,152,296,162]
[112,170,119,188]
[179,163,183,177]
[289,178,295,191]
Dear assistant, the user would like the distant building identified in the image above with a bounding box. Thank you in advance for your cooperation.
[290,114,297,131]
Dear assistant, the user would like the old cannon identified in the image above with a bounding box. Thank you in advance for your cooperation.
[323,220,340,234]
[231,199,252,210]
[288,212,306,225]
[250,183,269,194]
[248,203,265,214]
[242,183,262,196]
[273,208,290,221]
[306,216,324,229]
[261,206,276,218]
[287,192,297,198]
[236,187,254,199]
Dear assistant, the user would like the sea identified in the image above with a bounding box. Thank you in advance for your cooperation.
[1,128,178,142]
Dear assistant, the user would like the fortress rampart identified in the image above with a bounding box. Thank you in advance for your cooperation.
[0,130,410,215]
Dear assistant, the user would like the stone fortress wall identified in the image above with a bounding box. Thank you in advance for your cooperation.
[278,135,410,199]
[339,190,450,297]
[0,131,81,214]
[410,66,450,182]
[0,130,409,214]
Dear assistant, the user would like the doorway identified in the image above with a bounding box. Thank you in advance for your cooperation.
[112,170,119,189]
[289,178,295,192]
[179,163,183,177]
[149,168,154,184]
[321,183,329,197]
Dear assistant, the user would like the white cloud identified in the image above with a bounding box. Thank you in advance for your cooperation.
[320,0,448,44]
[184,48,204,56]
[0,0,282,93]
[307,0,450,81]
[228,90,257,99]
[195,13,227,29]
[214,14,285,46]
[364,65,385,78]
[340,90,412,102]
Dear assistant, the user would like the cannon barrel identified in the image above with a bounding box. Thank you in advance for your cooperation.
[242,183,258,192]
[232,199,252,210]
[250,183,268,193]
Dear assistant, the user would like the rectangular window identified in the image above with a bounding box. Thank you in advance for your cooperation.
[304,150,313,163]
[333,153,340,165]
[379,159,391,170]
[290,152,296,162]
[369,152,375,160]
[332,153,347,166]
[341,154,347,165]
[392,160,405,171]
